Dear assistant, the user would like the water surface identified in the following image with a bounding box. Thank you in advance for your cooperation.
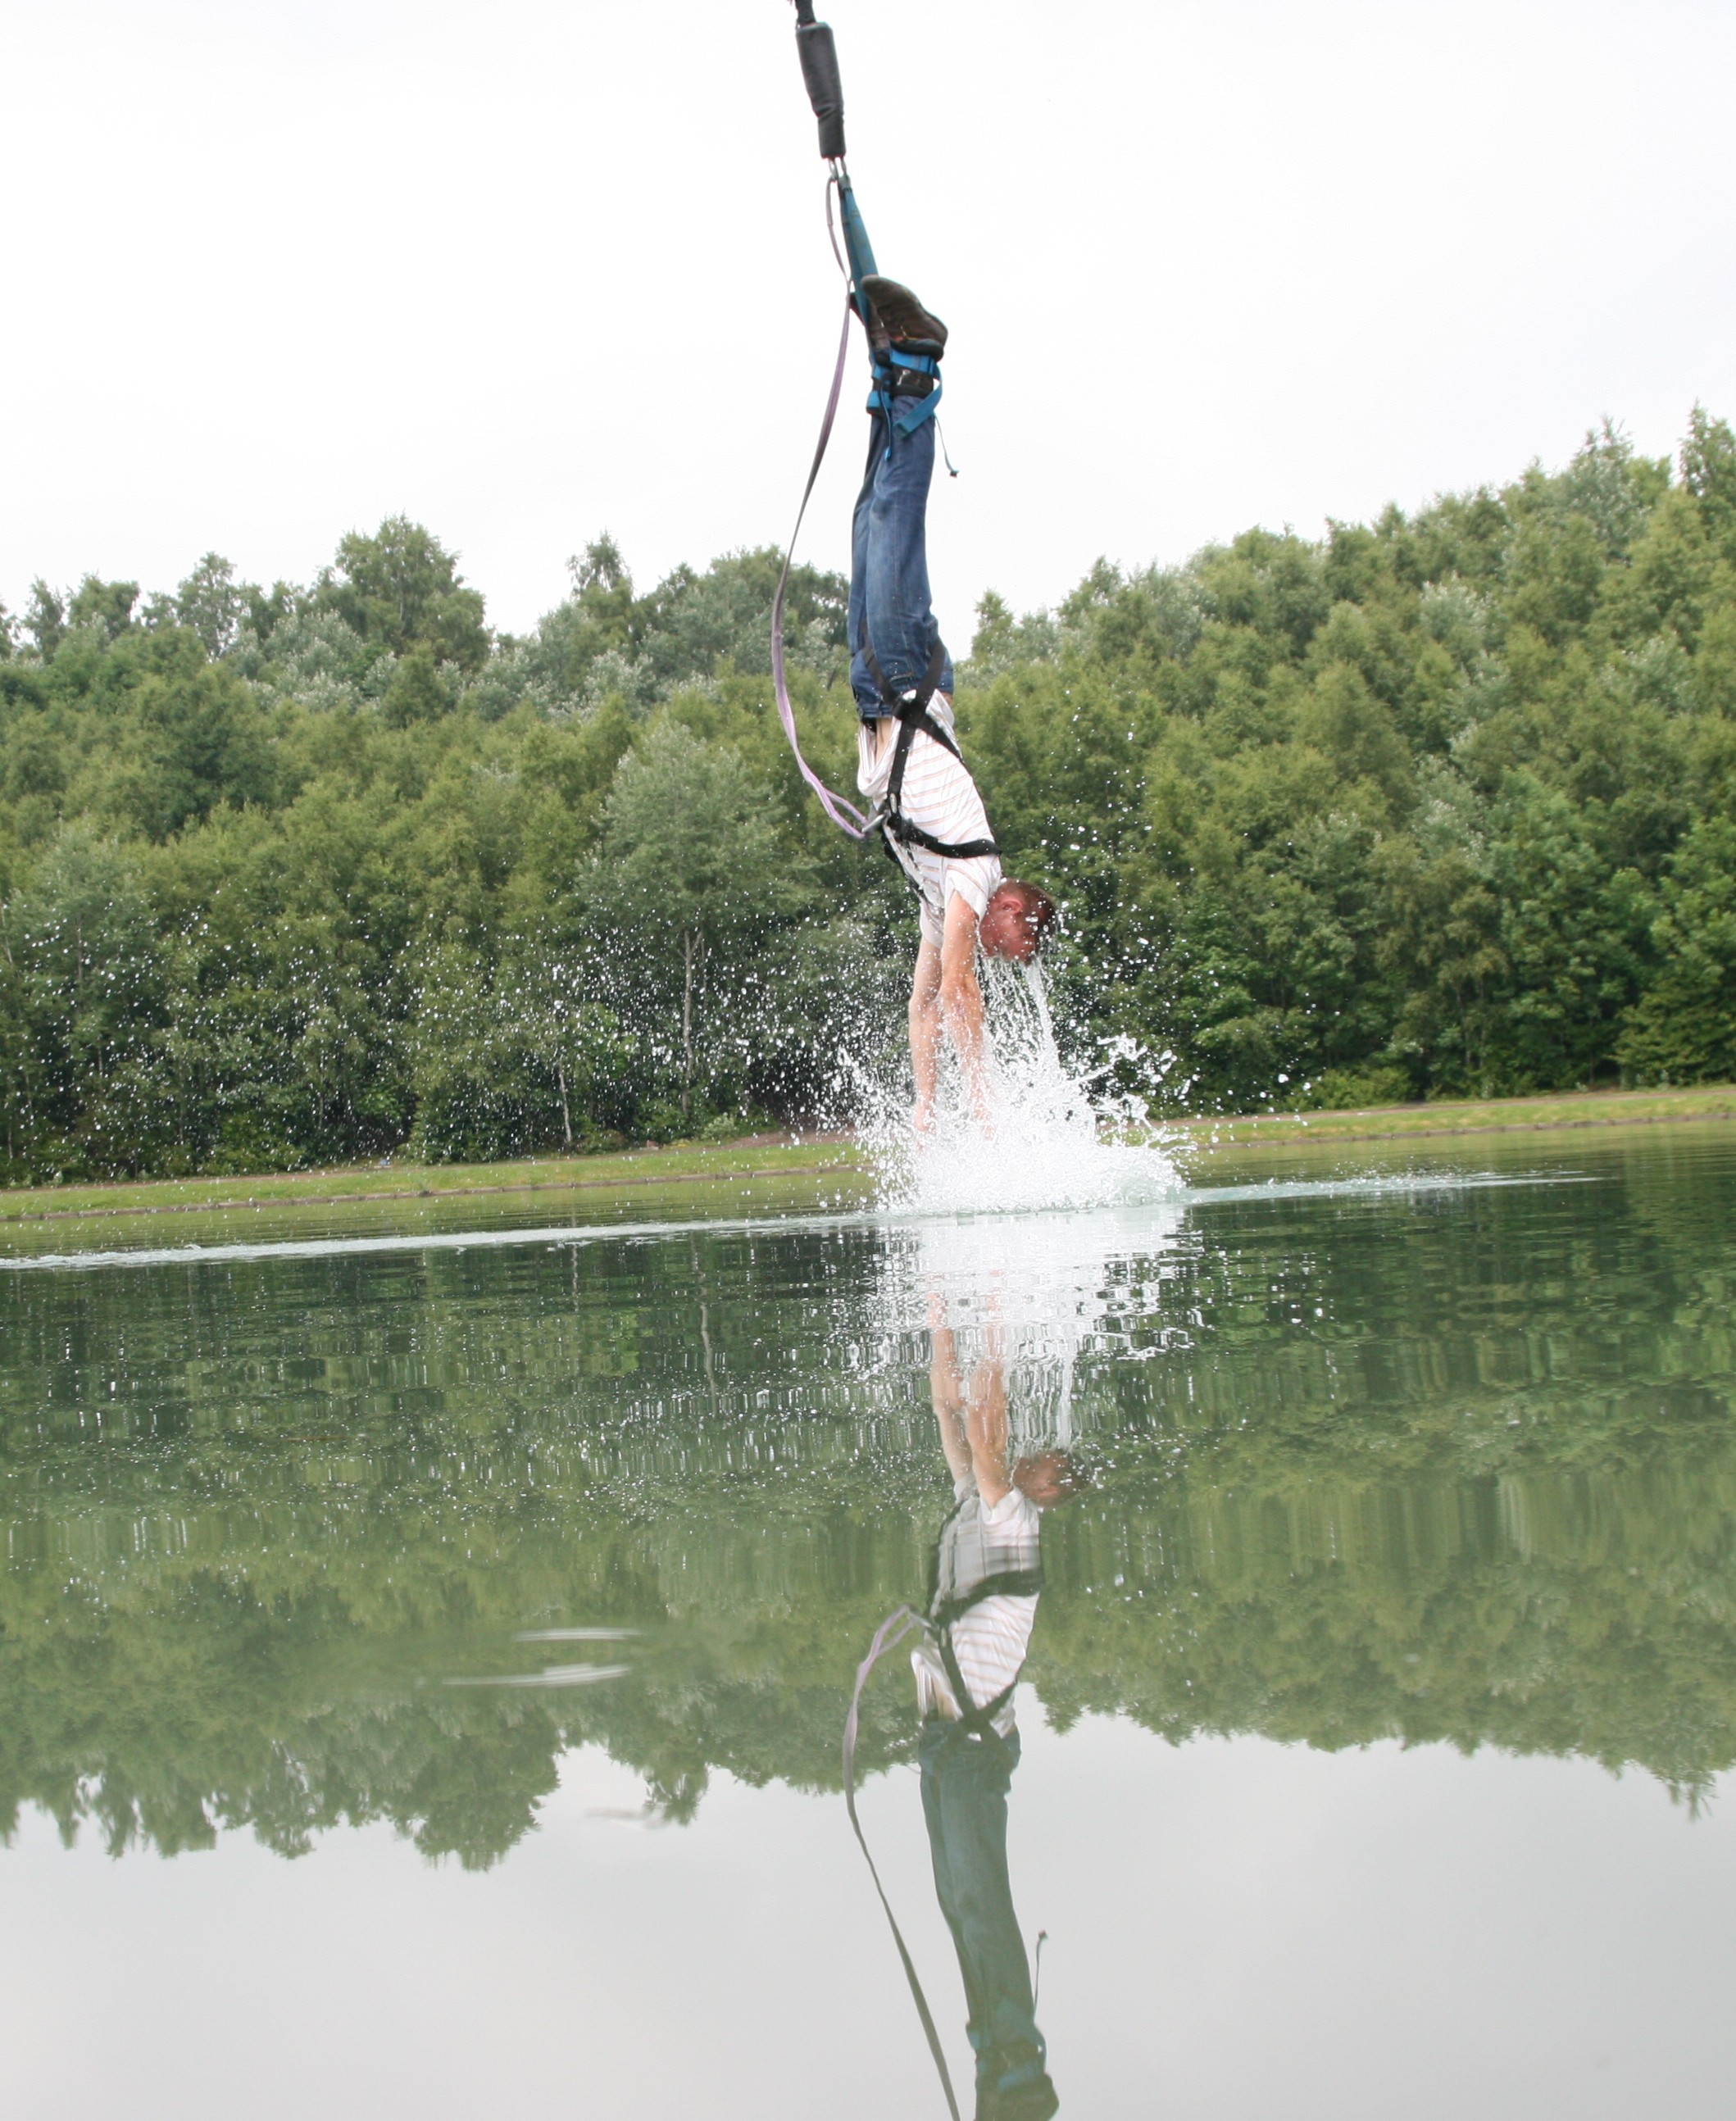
[4,1130,1736,2119]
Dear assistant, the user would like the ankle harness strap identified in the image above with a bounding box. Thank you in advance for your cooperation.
[868,347,943,434]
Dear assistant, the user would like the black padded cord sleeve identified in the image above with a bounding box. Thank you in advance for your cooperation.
[795,20,847,160]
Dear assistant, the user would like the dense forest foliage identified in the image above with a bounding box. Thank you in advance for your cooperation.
[4,411,1735,1181]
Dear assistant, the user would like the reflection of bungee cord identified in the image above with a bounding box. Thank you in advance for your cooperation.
[843,1604,965,2121]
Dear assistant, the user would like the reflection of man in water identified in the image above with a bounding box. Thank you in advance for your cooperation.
[915,1301,1077,2121]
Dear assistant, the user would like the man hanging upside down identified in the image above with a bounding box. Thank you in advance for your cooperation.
[848,275,1054,1133]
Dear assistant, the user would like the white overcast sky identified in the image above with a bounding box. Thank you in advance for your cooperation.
[4,0,1734,641]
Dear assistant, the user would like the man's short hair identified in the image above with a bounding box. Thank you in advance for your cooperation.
[1011,1449,1089,1508]
[979,879,1058,962]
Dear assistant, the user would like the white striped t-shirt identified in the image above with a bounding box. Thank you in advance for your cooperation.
[857,697,1002,942]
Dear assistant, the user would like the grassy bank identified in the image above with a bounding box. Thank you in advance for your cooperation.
[0,1138,860,1228]
[2,1086,1734,1229]
[1161,1082,1736,1156]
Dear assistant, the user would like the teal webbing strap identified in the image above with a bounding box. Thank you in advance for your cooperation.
[893,381,942,434]
[866,376,944,433]
[868,347,943,434]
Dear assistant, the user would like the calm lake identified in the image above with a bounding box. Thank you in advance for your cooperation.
[4,1129,1736,2119]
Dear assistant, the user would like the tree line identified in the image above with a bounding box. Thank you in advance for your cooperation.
[3,411,1734,1180]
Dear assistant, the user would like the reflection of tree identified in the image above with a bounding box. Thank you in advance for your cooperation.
[4,1156,1736,1860]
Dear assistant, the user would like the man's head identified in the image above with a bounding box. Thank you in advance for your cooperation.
[978,879,1058,964]
[1011,1450,1088,1509]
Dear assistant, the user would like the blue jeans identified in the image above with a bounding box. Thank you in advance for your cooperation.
[849,409,955,718]
[920,1719,1053,2116]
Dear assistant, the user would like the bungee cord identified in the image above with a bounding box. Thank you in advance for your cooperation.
[769,0,907,844]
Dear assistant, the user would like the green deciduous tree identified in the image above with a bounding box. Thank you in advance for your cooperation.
[1616,819,1736,1085]
[592,719,813,1118]
[319,515,490,672]
[175,552,247,661]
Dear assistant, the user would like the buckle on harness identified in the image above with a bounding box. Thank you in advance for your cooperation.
[868,347,943,434]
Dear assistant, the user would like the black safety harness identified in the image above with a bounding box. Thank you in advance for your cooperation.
[861,636,1002,865]
[925,1491,1044,1738]
[838,1492,1043,2121]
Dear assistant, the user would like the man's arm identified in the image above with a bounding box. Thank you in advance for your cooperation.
[929,1299,1014,1505]
[965,1342,1013,1510]
[928,1298,971,1487]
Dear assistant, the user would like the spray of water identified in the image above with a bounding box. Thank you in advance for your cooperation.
[839,956,1187,1217]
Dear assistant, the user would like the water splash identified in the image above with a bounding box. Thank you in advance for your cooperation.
[851,957,1187,1218]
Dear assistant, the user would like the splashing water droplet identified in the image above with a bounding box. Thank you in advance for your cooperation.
[845,957,1185,1217]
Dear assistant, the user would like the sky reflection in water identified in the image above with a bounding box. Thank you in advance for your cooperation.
[4,1133,1736,2119]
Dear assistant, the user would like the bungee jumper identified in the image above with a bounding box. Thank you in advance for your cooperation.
[775,0,1056,1133]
